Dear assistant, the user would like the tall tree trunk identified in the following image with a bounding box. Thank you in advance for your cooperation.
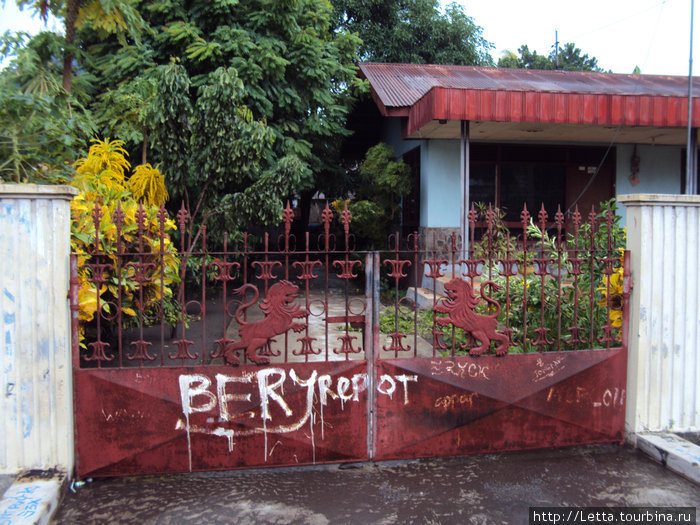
[62,0,80,94]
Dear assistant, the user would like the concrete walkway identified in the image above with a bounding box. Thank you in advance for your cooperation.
[54,444,698,525]
[0,470,66,525]
[636,432,700,484]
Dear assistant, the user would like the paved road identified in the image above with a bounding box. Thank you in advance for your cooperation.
[55,444,698,524]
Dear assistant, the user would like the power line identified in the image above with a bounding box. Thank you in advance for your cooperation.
[570,0,667,42]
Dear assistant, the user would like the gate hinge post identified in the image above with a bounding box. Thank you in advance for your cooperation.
[364,251,381,460]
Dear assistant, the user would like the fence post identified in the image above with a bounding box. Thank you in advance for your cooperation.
[619,193,700,435]
[0,184,79,474]
[364,251,380,459]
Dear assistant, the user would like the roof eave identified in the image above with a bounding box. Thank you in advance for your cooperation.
[405,86,700,137]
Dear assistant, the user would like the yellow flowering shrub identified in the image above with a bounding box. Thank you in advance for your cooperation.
[127,163,169,207]
[71,139,180,343]
[598,249,625,337]
[331,198,350,215]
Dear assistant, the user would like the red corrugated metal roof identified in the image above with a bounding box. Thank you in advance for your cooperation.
[359,63,700,106]
[358,63,700,133]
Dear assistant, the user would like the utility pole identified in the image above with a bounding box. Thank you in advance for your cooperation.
[686,0,696,194]
[555,29,559,69]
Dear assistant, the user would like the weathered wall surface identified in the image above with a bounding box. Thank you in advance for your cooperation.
[621,193,699,433]
[615,145,683,225]
[0,184,77,473]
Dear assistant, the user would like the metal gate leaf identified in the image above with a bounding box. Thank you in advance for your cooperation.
[373,349,626,460]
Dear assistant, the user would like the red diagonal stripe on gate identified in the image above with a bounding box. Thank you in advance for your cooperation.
[381,349,623,404]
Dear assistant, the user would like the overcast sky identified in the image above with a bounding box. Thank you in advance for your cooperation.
[455,0,696,76]
[1,0,696,76]
[0,2,61,35]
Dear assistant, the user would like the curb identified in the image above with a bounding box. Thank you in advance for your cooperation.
[636,432,700,485]
[0,470,66,525]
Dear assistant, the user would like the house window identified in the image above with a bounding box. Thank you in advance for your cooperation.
[469,164,496,205]
[500,165,565,222]
[470,144,614,226]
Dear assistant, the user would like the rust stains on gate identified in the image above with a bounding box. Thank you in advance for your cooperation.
[71,202,373,478]
[372,202,629,460]
[71,200,629,478]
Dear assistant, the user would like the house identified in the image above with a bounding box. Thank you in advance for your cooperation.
[356,64,700,443]
[357,63,700,241]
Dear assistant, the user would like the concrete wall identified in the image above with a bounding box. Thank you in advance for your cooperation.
[421,140,460,228]
[621,194,699,433]
[0,184,77,474]
[382,118,424,158]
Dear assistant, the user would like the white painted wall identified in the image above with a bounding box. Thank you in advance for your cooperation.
[621,194,699,433]
[0,184,77,474]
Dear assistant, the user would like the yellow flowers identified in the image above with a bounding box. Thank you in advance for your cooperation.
[70,138,180,345]
[127,164,169,207]
[331,198,350,214]
[598,249,625,333]
[598,271,623,326]
[77,276,105,323]
[74,139,131,192]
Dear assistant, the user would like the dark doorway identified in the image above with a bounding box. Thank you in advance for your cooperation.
[402,147,421,238]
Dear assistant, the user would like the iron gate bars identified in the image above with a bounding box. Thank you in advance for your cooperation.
[70,198,629,476]
[372,201,629,461]
[71,199,628,367]
[71,201,375,368]
[380,201,628,360]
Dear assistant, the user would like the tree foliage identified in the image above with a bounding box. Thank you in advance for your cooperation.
[151,63,280,237]
[333,0,493,66]
[77,0,364,243]
[0,30,96,182]
[0,0,149,181]
[498,43,605,72]
[17,0,150,91]
[2,0,364,243]
[338,143,411,248]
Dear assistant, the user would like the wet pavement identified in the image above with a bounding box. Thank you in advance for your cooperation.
[0,475,13,498]
[54,444,699,524]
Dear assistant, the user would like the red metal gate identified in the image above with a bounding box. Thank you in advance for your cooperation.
[71,201,629,478]
[371,204,629,460]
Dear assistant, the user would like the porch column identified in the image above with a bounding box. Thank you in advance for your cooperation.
[685,128,698,194]
[0,184,78,474]
[460,120,470,259]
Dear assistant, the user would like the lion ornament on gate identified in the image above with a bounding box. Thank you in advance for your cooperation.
[434,278,510,356]
[224,280,307,366]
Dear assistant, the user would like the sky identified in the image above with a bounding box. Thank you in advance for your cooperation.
[0,2,61,36]
[455,0,696,76]
[0,0,697,76]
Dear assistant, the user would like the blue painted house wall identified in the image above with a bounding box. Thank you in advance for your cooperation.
[383,119,461,229]
[615,144,682,224]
